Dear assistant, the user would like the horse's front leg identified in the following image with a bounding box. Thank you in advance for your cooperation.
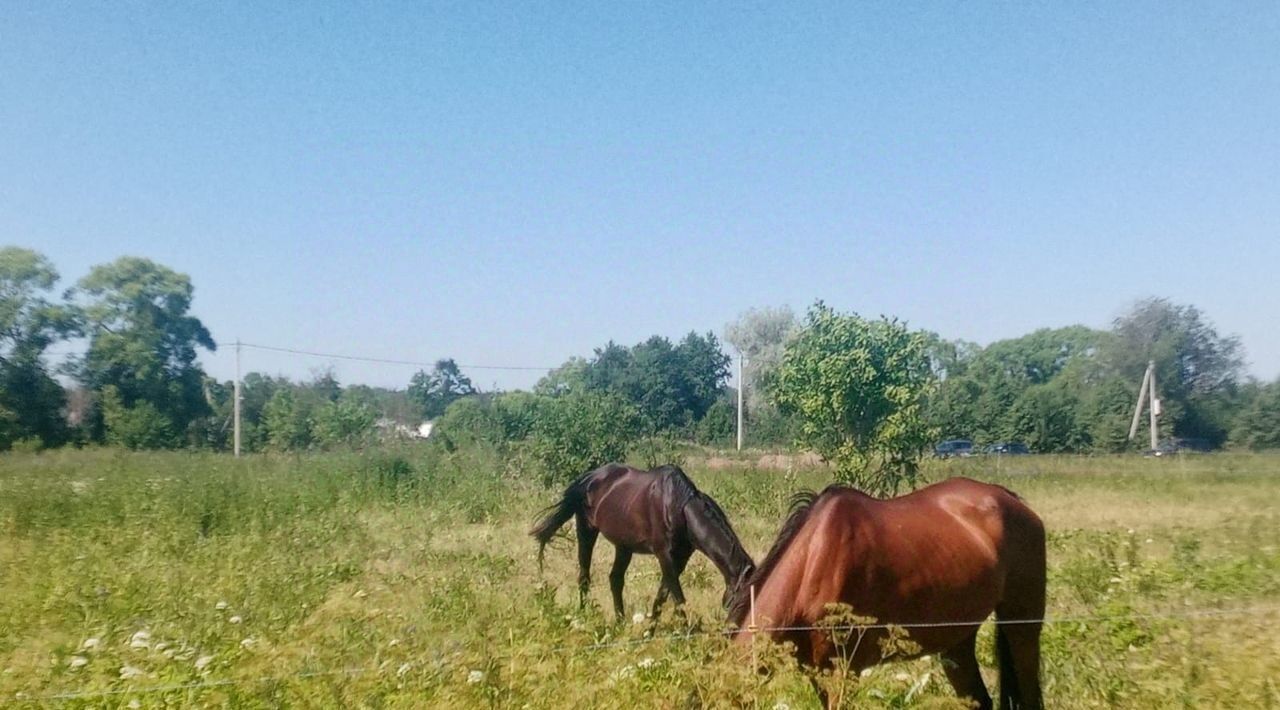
[609,546,632,621]
[650,547,692,620]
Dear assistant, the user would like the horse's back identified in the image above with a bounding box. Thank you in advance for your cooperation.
[774,478,1043,632]
[580,464,677,551]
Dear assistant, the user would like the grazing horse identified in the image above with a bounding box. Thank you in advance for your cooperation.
[531,463,755,620]
[729,477,1045,710]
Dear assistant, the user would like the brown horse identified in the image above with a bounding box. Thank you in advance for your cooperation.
[531,463,755,620]
[728,477,1045,710]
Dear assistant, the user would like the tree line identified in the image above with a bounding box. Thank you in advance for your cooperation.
[4,246,1280,473]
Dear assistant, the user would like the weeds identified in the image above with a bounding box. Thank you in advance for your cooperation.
[1,449,1278,707]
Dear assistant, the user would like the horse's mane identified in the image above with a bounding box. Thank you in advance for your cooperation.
[656,465,743,544]
[726,483,850,626]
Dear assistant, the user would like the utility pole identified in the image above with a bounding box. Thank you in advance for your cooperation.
[1127,362,1152,441]
[1148,360,1159,451]
[233,339,242,458]
[1127,360,1160,450]
[736,350,744,452]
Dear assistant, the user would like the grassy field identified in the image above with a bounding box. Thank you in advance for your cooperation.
[2,448,1278,708]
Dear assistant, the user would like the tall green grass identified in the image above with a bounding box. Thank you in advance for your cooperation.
[2,448,1278,707]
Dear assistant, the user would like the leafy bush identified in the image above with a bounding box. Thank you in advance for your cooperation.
[770,301,935,494]
[695,399,737,447]
[312,399,377,448]
[529,390,642,486]
[434,392,545,453]
[100,385,178,449]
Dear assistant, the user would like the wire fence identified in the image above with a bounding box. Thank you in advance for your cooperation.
[15,604,1278,704]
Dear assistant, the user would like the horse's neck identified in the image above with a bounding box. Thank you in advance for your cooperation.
[689,511,750,580]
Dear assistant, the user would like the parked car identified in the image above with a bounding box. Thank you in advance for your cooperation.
[983,442,1030,455]
[1144,438,1213,457]
[934,439,974,458]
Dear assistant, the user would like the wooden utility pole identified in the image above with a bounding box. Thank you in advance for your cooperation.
[1148,361,1159,451]
[1128,360,1160,449]
[233,339,242,458]
[736,351,744,451]
[1128,362,1151,441]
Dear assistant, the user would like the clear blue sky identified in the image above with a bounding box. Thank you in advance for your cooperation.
[5,2,1278,390]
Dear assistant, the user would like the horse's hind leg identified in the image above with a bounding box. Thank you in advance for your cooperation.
[608,547,632,620]
[940,630,992,710]
[995,621,1043,710]
[574,513,598,608]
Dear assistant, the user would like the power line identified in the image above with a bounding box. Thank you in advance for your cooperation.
[24,342,560,372]
[225,342,556,371]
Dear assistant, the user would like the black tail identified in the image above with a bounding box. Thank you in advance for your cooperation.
[529,473,591,572]
[996,625,1020,710]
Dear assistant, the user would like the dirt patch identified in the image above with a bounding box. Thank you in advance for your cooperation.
[756,452,825,469]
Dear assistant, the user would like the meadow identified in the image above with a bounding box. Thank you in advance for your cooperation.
[1,447,1278,708]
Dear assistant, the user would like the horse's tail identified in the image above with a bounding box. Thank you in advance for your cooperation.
[529,472,591,572]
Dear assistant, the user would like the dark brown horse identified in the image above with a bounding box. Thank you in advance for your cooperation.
[729,477,1045,710]
[531,463,755,620]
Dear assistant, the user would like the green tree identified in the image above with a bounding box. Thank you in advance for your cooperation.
[925,326,1111,449]
[1106,298,1242,446]
[263,387,313,451]
[769,302,935,494]
[70,257,215,448]
[563,332,731,432]
[1231,380,1280,450]
[533,356,590,396]
[0,247,75,448]
[408,359,476,419]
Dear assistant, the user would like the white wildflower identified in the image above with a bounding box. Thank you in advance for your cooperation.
[570,617,586,631]
[119,665,145,680]
[353,589,368,599]
[240,637,257,649]
[631,612,646,625]
[68,656,88,670]
[1108,577,1122,584]
[397,662,412,677]
[1127,528,1135,535]
[82,638,101,651]
[194,655,214,672]
[773,703,791,710]
[467,669,485,685]
[1145,538,1154,544]
[129,631,151,650]
[637,657,655,669]
[154,642,168,652]
[388,639,401,647]
[128,700,141,709]
[860,667,873,678]
[215,601,229,611]
[894,671,911,681]
[228,615,243,625]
